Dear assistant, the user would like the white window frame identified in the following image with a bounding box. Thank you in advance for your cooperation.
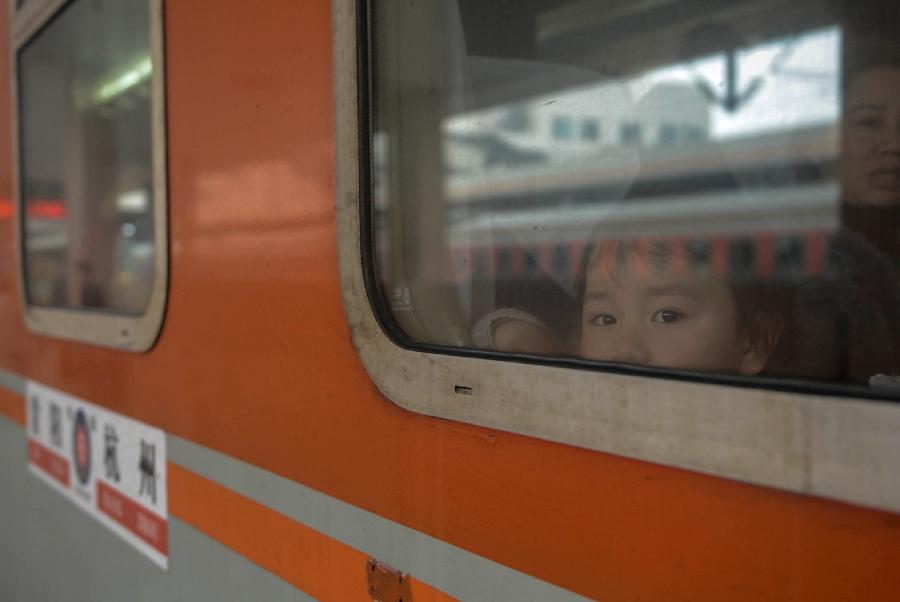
[334,0,900,513]
[11,0,168,351]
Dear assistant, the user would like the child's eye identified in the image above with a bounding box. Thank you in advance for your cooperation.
[588,313,617,327]
[651,309,684,324]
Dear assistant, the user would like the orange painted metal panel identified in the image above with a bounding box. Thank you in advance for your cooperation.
[170,462,456,602]
[171,458,374,601]
[0,1,898,600]
[0,387,24,426]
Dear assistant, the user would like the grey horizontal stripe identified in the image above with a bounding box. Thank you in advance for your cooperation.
[168,434,587,602]
[0,412,316,602]
[0,368,25,396]
[0,367,586,601]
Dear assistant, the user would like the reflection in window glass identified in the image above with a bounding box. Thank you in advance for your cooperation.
[581,119,599,141]
[499,106,532,133]
[552,116,572,140]
[658,124,678,146]
[18,0,154,314]
[620,122,642,145]
[370,1,900,391]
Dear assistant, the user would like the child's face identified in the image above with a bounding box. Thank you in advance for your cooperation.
[580,253,766,375]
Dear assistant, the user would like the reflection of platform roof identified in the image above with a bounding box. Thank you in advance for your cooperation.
[464,0,836,82]
[445,123,836,203]
[449,181,837,245]
[460,56,608,112]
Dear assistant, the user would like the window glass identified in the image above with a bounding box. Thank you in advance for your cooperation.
[658,123,678,146]
[551,116,572,140]
[581,119,599,141]
[620,122,642,145]
[499,106,533,133]
[370,0,900,392]
[18,0,154,314]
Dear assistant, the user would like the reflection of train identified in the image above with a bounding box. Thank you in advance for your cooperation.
[444,123,836,206]
[448,228,832,285]
[436,124,839,296]
[2,1,900,602]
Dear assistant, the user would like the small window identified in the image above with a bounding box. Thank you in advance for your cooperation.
[658,123,678,146]
[581,119,599,141]
[620,122,642,145]
[14,0,167,350]
[498,106,533,133]
[551,116,572,139]
[682,125,705,142]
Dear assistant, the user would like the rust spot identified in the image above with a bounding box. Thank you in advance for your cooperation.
[366,558,413,602]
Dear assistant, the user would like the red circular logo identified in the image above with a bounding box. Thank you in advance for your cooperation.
[73,409,92,485]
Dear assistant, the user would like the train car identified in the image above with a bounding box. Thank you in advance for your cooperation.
[2,0,900,600]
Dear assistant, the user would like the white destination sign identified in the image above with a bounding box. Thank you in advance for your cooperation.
[25,380,168,569]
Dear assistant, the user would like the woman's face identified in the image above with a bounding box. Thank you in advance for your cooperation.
[841,66,900,206]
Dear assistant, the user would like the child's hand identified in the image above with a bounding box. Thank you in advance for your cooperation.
[492,319,561,355]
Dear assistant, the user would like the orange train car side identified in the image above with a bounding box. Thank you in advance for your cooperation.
[2,0,900,600]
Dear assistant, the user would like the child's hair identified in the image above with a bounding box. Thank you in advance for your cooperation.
[572,236,789,373]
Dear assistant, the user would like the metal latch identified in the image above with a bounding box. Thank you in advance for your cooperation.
[366,558,413,602]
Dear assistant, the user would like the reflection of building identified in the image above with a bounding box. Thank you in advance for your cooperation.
[444,81,710,174]
[636,83,709,146]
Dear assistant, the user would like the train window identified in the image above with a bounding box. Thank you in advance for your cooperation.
[335,0,900,510]
[366,0,900,393]
[12,0,166,350]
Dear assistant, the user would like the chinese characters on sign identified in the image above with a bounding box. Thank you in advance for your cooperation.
[30,395,39,435]
[104,425,120,482]
[25,381,169,569]
[49,403,61,448]
[139,439,156,504]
